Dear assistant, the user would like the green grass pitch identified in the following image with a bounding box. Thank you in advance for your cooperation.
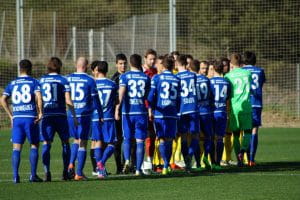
[0,128,299,200]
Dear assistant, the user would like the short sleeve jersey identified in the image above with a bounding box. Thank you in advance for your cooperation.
[196,74,212,115]
[210,77,231,113]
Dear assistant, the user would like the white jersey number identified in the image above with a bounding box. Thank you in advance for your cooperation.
[12,84,32,104]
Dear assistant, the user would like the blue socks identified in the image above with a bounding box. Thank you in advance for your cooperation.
[76,148,86,176]
[29,147,38,177]
[62,143,70,171]
[42,144,51,173]
[190,139,200,167]
[70,143,79,165]
[94,147,103,163]
[123,139,131,162]
[250,134,258,162]
[159,141,168,168]
[136,141,145,171]
[101,145,115,165]
[216,138,224,165]
[12,149,21,178]
[204,137,212,157]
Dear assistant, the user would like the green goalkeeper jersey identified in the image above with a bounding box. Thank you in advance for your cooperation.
[224,67,252,114]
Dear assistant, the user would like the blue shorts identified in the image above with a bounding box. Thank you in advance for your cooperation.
[102,120,117,143]
[122,114,148,140]
[177,113,200,134]
[90,121,102,141]
[12,117,39,144]
[68,116,91,140]
[212,112,227,137]
[199,114,213,137]
[40,116,69,142]
[154,118,177,139]
[252,107,262,127]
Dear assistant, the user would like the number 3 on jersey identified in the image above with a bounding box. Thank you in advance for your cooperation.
[128,80,145,98]
[160,81,178,100]
[42,83,58,101]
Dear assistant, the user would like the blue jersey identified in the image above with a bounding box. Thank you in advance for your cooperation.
[210,77,230,113]
[176,70,198,115]
[39,73,70,116]
[243,65,266,108]
[196,74,212,115]
[147,70,180,119]
[119,70,150,115]
[3,75,40,118]
[67,72,99,117]
[92,78,117,121]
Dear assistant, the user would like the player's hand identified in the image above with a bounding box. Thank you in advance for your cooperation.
[34,113,43,124]
[9,115,13,128]
[115,111,120,121]
[148,111,154,122]
[73,117,79,127]
[99,118,104,123]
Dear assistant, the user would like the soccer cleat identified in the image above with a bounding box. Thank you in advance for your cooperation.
[74,174,88,181]
[13,175,20,184]
[154,166,163,173]
[122,162,130,174]
[237,153,244,167]
[92,171,98,176]
[203,156,212,170]
[220,160,229,167]
[29,175,43,183]
[248,161,256,167]
[62,170,69,181]
[44,172,52,182]
[228,160,237,166]
[184,156,192,172]
[97,162,107,179]
[67,164,75,179]
[170,163,184,170]
[162,168,169,175]
[135,170,144,176]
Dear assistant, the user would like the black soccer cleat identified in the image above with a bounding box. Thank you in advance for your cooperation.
[44,172,52,182]
[29,175,43,183]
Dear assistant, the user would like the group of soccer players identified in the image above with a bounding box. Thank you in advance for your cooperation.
[1,49,265,183]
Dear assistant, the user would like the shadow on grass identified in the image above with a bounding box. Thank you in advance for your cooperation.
[48,161,300,183]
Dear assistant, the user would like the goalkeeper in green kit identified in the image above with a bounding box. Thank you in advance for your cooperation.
[225,53,253,167]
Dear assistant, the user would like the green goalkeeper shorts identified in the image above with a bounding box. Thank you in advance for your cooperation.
[229,112,252,132]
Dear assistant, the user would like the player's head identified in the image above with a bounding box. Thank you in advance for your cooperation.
[19,59,32,75]
[116,53,127,73]
[47,57,62,74]
[144,49,157,68]
[230,53,242,69]
[156,55,165,65]
[97,61,108,75]
[190,59,200,73]
[221,57,230,74]
[170,51,180,60]
[130,54,142,71]
[213,59,223,75]
[199,61,209,75]
[176,54,187,70]
[162,56,175,71]
[90,60,100,77]
[76,57,89,72]
[207,61,215,78]
[186,54,194,70]
[243,51,256,65]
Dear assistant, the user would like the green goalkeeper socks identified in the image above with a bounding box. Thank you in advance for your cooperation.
[241,132,251,152]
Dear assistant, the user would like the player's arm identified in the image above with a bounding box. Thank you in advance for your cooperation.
[115,86,125,121]
[35,91,43,124]
[65,91,78,126]
[91,82,104,122]
[1,95,13,123]
[147,78,157,121]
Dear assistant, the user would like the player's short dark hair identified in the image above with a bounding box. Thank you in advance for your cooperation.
[47,57,62,74]
[230,53,242,66]
[170,51,180,57]
[91,60,100,71]
[19,59,32,74]
[144,49,157,58]
[221,57,230,66]
[97,61,108,74]
[190,59,200,72]
[176,54,187,66]
[200,60,209,67]
[213,59,224,74]
[157,55,165,60]
[186,54,194,60]
[130,54,142,70]
[162,56,175,71]
[115,53,127,64]
[243,51,256,65]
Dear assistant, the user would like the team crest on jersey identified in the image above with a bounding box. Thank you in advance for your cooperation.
[126,74,132,79]
[160,75,164,80]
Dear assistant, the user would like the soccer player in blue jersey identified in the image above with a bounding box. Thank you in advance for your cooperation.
[190,59,213,169]
[210,60,231,170]
[39,57,78,181]
[67,57,103,181]
[1,59,43,183]
[176,54,200,172]
[148,56,180,175]
[243,51,266,166]
[115,54,151,176]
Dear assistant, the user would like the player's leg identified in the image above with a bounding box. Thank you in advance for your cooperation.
[122,115,133,174]
[90,141,97,175]
[134,115,148,175]
[11,118,25,183]
[213,113,227,170]
[97,120,116,178]
[75,116,91,180]
[188,113,200,170]
[26,118,42,182]
[249,107,262,165]
[90,121,103,176]
[145,121,155,162]
[68,116,79,177]
[200,114,213,169]
[114,119,123,174]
